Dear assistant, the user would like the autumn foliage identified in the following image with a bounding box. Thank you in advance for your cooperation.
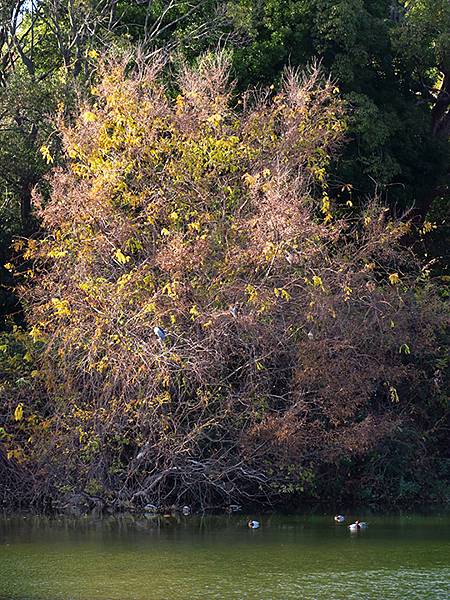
[1,56,447,510]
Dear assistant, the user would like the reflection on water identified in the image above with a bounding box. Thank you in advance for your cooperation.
[0,513,449,599]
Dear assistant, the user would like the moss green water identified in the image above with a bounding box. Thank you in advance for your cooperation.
[0,514,449,599]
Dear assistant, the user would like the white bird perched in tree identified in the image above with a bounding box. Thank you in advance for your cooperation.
[229,305,238,318]
[307,330,314,340]
[153,326,166,341]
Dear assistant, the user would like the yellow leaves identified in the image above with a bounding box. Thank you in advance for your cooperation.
[3,262,13,271]
[389,386,399,403]
[83,111,97,123]
[273,287,291,301]
[79,281,95,295]
[388,273,400,285]
[255,360,265,371]
[389,221,411,237]
[343,285,352,301]
[23,239,37,260]
[169,211,179,222]
[312,275,324,290]
[47,248,68,259]
[206,113,223,127]
[51,297,71,317]
[312,166,327,183]
[109,334,120,346]
[187,221,201,233]
[67,143,82,160]
[176,94,185,111]
[114,249,130,265]
[189,305,200,320]
[142,274,155,291]
[30,325,43,343]
[95,357,108,373]
[161,227,171,236]
[87,49,98,59]
[117,272,133,289]
[364,262,376,272]
[243,172,259,188]
[7,448,24,462]
[321,194,333,223]
[399,343,411,355]
[12,239,25,252]
[245,284,258,303]
[162,281,178,299]
[263,241,278,261]
[14,403,24,422]
[154,391,171,406]
[142,302,156,314]
[170,352,182,364]
[421,221,437,235]
[40,145,54,164]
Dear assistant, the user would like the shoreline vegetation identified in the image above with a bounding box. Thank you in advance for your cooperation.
[1,2,449,515]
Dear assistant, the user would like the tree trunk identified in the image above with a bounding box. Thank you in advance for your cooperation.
[20,179,34,235]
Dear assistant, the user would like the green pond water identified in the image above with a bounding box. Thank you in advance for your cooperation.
[0,513,449,599]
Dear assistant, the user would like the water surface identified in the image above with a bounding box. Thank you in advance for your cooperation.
[1,513,449,599]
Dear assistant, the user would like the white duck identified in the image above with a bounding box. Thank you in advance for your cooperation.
[348,520,368,531]
[334,515,345,523]
[248,520,260,529]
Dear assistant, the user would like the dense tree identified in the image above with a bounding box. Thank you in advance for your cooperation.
[1,57,446,510]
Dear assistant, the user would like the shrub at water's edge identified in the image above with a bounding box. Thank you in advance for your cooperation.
[1,56,448,511]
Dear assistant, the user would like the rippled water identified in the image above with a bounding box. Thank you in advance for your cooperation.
[1,513,449,599]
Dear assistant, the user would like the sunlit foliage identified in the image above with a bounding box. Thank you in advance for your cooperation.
[2,55,447,509]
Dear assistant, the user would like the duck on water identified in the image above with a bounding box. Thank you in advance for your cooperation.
[348,520,368,531]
